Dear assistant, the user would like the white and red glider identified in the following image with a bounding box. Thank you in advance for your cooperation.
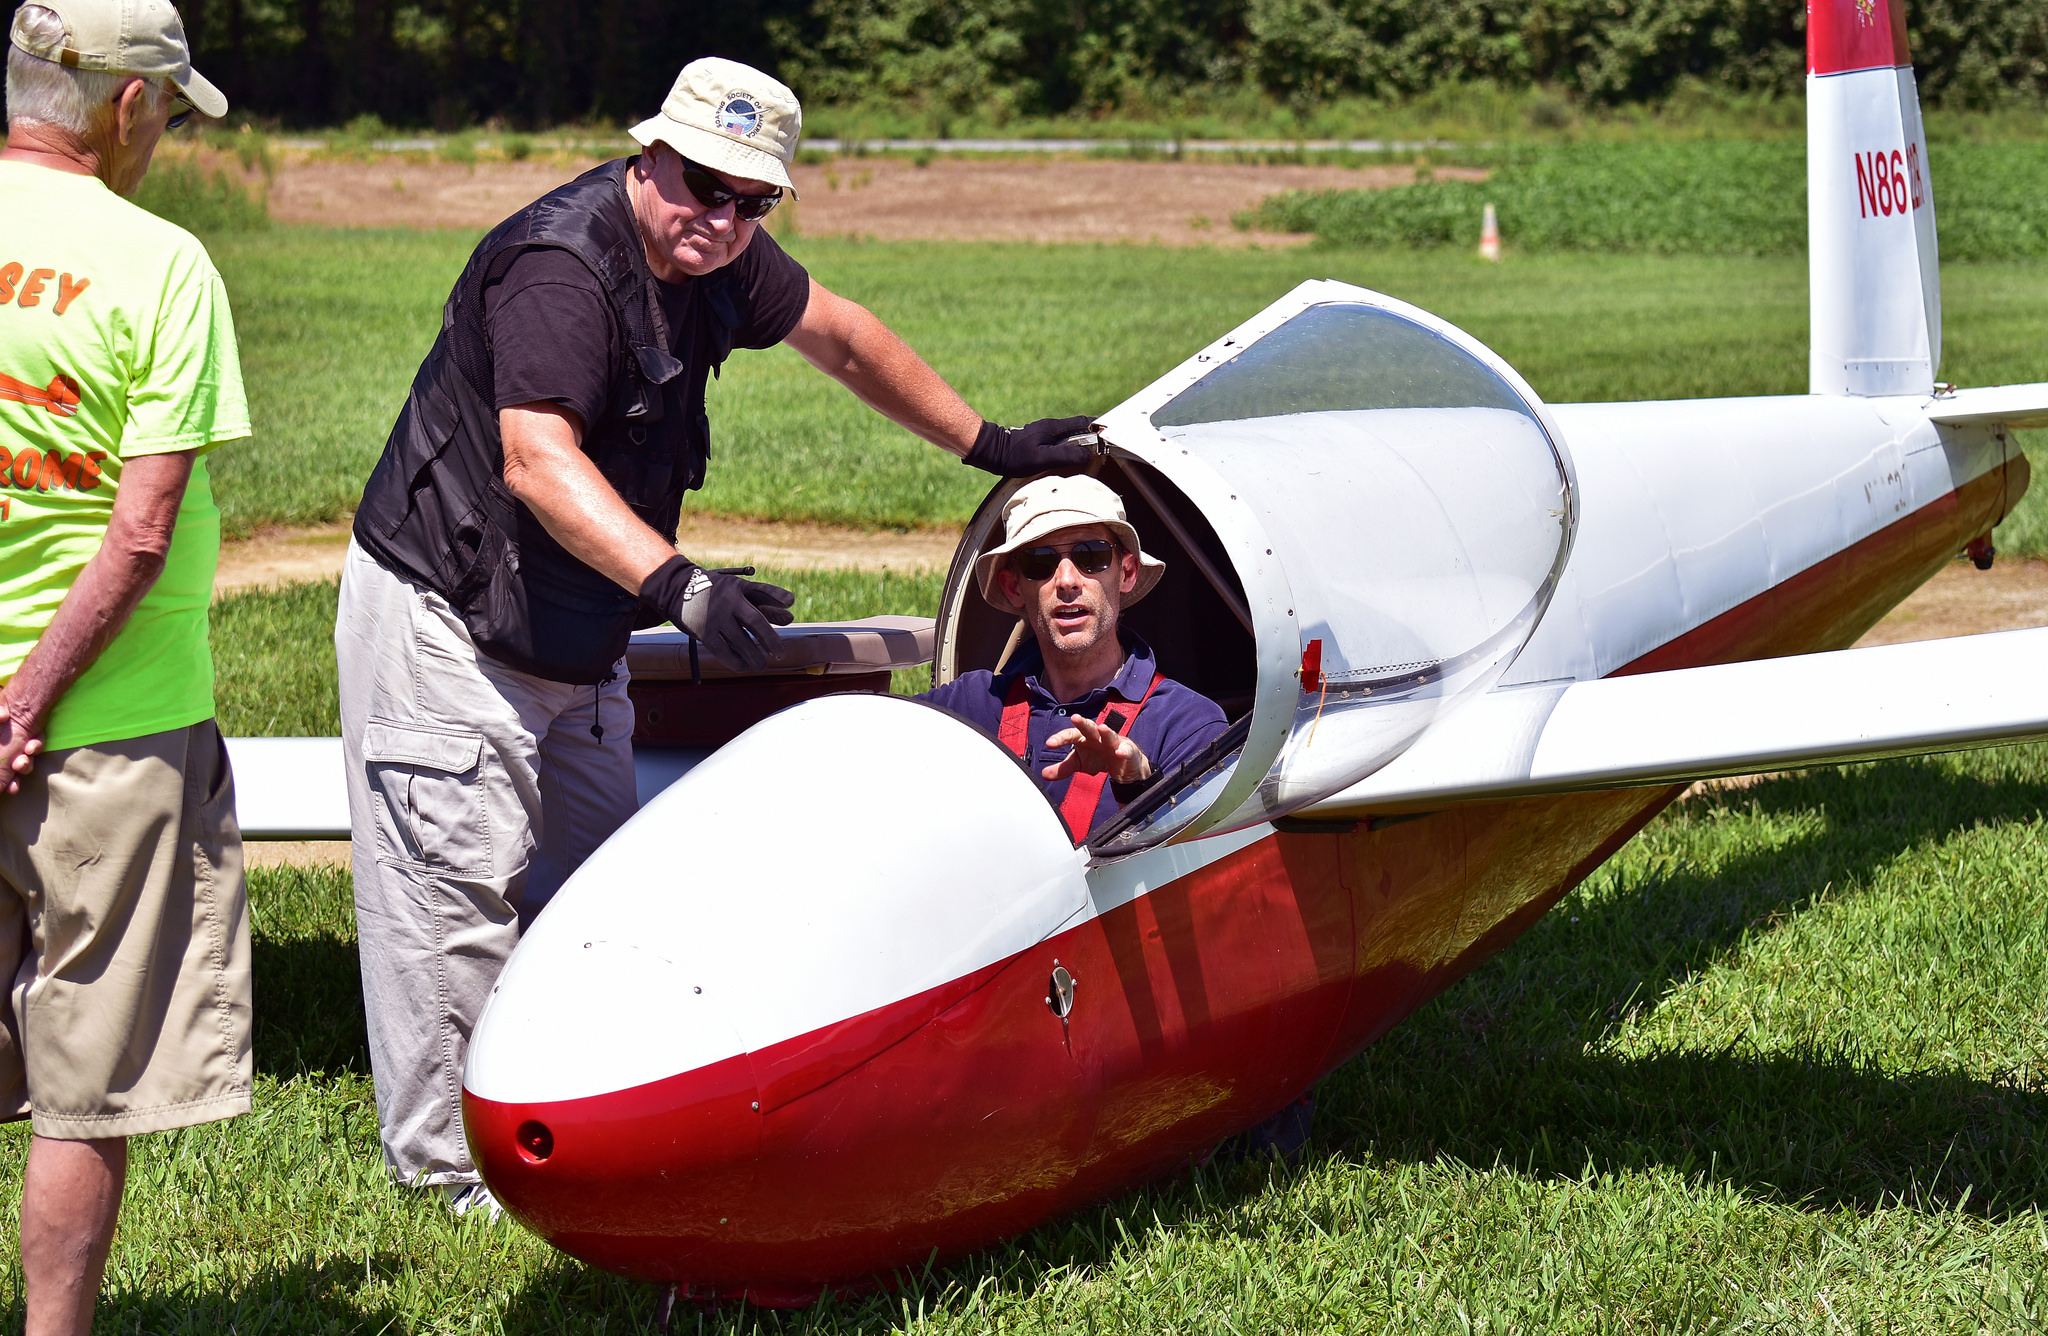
[226,0,2048,1305]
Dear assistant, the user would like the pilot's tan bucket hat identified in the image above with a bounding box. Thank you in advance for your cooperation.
[975,474,1166,616]
[629,57,801,197]
[8,0,228,118]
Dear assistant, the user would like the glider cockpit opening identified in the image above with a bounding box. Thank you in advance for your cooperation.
[934,279,1579,857]
[930,448,1260,852]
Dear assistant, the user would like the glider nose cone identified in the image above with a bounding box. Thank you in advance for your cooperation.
[462,693,1090,1290]
[462,939,761,1262]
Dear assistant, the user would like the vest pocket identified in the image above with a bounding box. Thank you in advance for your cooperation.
[362,721,491,875]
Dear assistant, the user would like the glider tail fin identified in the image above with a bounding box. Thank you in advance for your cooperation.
[1808,0,1940,397]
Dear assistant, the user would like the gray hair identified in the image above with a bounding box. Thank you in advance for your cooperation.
[5,4,161,135]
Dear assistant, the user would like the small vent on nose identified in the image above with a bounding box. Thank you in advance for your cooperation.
[1046,966,1076,1019]
[516,1120,554,1164]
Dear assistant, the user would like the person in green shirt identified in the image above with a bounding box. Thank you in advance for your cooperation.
[0,2,248,1333]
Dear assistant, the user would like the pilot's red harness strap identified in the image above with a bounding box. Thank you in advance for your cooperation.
[999,670,1165,844]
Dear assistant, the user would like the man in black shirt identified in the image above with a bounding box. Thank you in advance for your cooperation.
[335,56,1094,1215]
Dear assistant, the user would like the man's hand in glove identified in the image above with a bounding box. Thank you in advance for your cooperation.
[961,416,1096,477]
[641,556,795,673]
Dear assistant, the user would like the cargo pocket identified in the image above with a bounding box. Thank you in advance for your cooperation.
[362,721,491,874]
[191,721,242,884]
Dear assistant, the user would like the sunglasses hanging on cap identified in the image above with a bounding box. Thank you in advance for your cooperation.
[678,155,781,221]
[1015,539,1119,582]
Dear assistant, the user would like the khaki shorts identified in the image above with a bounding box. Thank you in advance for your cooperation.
[0,719,253,1139]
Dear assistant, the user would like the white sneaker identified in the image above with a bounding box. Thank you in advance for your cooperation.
[443,1180,504,1223]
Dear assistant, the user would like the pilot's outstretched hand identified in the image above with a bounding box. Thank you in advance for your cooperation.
[642,555,795,673]
[962,416,1095,477]
[1044,713,1153,786]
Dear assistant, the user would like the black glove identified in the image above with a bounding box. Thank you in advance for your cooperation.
[641,555,795,673]
[961,416,1096,477]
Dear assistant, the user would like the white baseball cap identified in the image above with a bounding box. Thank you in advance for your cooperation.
[8,0,227,118]
[629,57,800,197]
[975,474,1166,616]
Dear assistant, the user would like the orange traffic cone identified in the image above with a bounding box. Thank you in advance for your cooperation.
[1479,203,1501,262]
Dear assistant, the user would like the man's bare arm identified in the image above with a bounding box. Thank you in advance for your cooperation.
[499,403,680,595]
[0,449,195,794]
[784,278,983,458]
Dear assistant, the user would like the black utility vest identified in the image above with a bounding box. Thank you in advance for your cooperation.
[353,158,737,683]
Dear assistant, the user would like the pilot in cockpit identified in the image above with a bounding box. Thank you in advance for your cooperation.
[918,475,1228,842]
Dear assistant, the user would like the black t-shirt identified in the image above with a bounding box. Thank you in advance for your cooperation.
[481,227,811,429]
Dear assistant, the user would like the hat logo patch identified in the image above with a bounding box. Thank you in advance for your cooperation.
[717,94,762,139]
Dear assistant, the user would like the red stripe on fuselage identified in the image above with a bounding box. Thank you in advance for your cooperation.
[1808,0,1911,76]
[466,451,2023,1299]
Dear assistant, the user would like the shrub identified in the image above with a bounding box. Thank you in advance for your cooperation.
[202,125,275,179]
[133,157,270,234]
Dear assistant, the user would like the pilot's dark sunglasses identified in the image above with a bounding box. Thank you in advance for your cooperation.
[1015,539,1118,581]
[679,156,782,221]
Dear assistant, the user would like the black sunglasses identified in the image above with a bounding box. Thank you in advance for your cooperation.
[165,97,194,130]
[1014,539,1119,582]
[678,155,782,221]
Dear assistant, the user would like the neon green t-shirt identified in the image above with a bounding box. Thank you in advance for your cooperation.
[0,161,250,750]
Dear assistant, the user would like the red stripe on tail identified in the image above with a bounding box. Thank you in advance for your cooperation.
[1808,0,1911,76]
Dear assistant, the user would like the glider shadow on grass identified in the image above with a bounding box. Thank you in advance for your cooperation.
[89,1256,410,1336]
[1322,752,2048,1218]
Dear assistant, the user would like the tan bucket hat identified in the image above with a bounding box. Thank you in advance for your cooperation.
[974,474,1166,616]
[8,0,227,118]
[629,57,801,197]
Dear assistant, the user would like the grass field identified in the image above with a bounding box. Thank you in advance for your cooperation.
[203,230,2048,538]
[1243,142,2048,260]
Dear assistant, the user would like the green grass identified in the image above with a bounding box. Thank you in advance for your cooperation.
[199,229,2048,535]
[204,230,477,537]
[210,567,947,737]
[1243,142,2048,260]
[9,742,2048,1329]
[1247,141,1809,255]
[212,579,344,736]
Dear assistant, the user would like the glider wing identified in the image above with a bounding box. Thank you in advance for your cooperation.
[1302,626,2048,815]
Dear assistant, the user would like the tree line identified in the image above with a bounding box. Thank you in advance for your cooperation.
[156,0,2048,128]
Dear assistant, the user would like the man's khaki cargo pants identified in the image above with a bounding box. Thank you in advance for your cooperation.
[336,539,635,1187]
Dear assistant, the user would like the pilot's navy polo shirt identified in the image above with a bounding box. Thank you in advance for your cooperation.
[918,629,1229,838]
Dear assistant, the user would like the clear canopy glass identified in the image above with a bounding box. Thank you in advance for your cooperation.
[1142,301,1573,834]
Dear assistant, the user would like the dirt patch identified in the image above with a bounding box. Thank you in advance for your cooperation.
[214,521,355,595]
[775,158,1474,247]
[267,158,592,230]
[214,513,961,596]
[257,152,1471,244]
[671,511,960,571]
[1850,558,2048,646]
[246,840,352,869]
